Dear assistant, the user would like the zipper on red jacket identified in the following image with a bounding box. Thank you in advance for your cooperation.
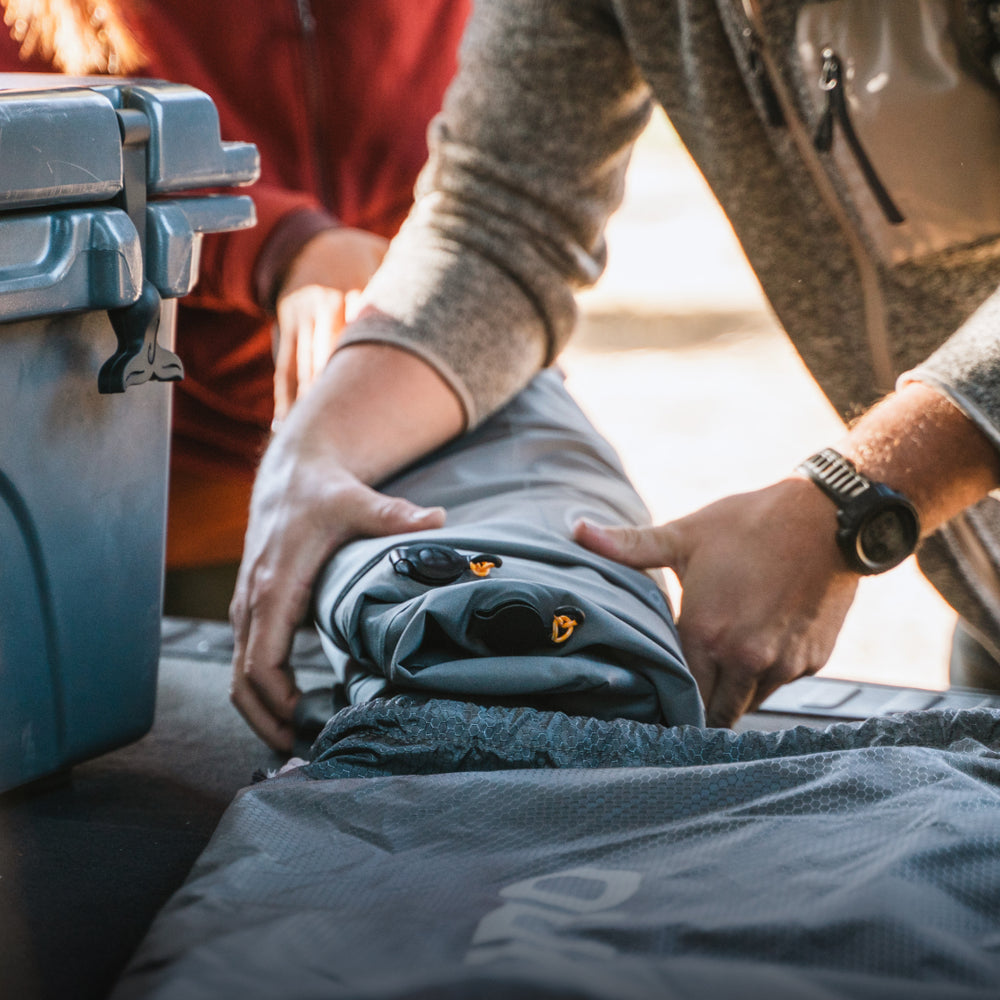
[813,48,904,225]
[295,0,333,208]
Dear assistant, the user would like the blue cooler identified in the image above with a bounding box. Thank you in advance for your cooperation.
[0,76,259,792]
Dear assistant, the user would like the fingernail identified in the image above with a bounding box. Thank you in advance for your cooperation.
[410,505,445,524]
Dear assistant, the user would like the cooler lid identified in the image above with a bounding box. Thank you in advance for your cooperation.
[0,84,122,210]
[0,74,259,209]
[0,75,258,338]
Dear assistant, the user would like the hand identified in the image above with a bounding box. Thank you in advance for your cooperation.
[229,435,444,751]
[574,478,860,728]
[230,342,463,752]
[272,227,389,422]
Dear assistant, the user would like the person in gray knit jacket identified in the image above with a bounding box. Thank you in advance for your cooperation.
[229,0,1000,751]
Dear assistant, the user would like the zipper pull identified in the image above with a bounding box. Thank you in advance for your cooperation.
[814,48,838,152]
[813,47,904,225]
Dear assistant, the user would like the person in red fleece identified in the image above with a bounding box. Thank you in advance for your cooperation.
[0,0,471,615]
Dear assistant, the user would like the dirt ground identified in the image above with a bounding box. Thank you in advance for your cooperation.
[560,109,955,691]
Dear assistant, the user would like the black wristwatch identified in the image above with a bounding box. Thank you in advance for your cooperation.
[796,448,921,575]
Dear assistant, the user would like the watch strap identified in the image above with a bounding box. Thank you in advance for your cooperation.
[796,448,871,505]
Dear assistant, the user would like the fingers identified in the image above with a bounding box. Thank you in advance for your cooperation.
[229,563,311,753]
[295,288,345,395]
[274,287,348,423]
[701,665,762,730]
[272,322,298,424]
[272,226,390,422]
[683,639,781,729]
[673,610,753,729]
[681,617,831,729]
[702,663,811,728]
[580,484,864,729]
[230,611,301,753]
[682,642,718,721]
[357,492,447,538]
[573,518,684,571]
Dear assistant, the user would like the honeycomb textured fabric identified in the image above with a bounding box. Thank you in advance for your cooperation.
[114,701,1000,1000]
[304,695,1000,777]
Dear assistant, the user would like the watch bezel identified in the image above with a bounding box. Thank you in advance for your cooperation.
[797,449,921,575]
[834,483,920,574]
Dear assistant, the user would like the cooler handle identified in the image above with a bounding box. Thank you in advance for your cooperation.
[0,208,142,323]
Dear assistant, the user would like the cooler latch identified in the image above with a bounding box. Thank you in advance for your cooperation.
[98,108,184,394]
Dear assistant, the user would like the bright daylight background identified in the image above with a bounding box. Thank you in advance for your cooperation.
[560,108,955,691]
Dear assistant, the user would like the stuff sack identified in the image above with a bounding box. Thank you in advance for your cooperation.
[311,369,703,728]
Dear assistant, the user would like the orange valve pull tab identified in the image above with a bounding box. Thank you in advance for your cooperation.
[468,553,503,578]
[551,616,576,643]
[551,605,585,644]
[550,605,585,644]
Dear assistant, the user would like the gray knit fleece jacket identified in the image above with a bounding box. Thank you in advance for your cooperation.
[341,0,1000,645]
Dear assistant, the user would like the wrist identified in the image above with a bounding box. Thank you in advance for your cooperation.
[771,473,861,578]
[834,381,1000,534]
[792,382,1000,577]
[276,228,390,307]
[253,208,341,312]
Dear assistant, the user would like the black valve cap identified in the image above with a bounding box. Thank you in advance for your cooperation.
[390,544,470,586]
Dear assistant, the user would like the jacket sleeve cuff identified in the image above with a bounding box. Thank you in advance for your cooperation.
[900,290,1000,455]
[344,236,555,429]
[900,370,1000,455]
[253,206,341,312]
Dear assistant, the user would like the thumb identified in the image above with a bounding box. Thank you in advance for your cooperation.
[351,488,447,539]
[573,518,683,571]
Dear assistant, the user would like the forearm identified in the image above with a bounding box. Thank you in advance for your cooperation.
[263,339,465,489]
[233,339,458,751]
[832,381,1000,537]
[903,289,1000,454]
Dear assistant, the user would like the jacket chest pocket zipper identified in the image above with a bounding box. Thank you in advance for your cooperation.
[735,0,896,391]
[813,48,904,226]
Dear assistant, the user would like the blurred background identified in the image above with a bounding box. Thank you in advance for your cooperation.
[561,107,955,691]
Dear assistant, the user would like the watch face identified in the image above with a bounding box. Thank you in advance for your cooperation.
[857,506,917,570]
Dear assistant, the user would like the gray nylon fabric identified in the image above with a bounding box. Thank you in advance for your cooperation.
[113,700,1000,999]
[313,369,702,728]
